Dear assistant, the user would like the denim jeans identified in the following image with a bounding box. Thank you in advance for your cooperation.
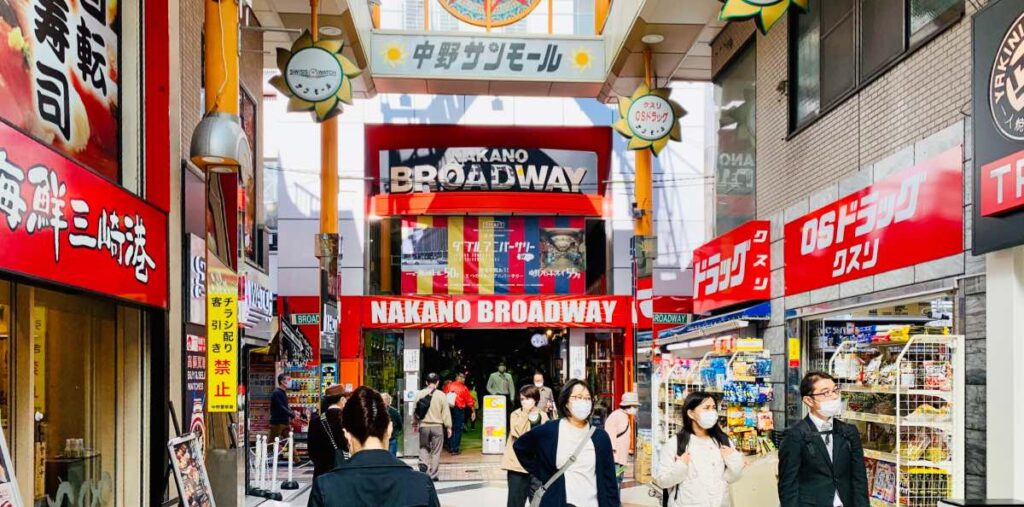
[388,438,398,456]
[450,407,465,452]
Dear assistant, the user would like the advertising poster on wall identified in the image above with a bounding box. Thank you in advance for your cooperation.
[185,334,207,452]
[482,395,507,455]
[401,216,586,295]
[168,433,215,507]
[0,0,121,180]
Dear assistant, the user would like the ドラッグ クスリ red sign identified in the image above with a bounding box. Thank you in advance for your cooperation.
[784,147,963,295]
[693,220,771,314]
[0,121,167,307]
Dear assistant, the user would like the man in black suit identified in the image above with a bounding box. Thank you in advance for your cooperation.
[778,371,869,507]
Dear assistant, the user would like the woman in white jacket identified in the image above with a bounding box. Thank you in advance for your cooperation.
[654,392,745,507]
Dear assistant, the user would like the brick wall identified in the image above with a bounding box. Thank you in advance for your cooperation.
[180,0,203,155]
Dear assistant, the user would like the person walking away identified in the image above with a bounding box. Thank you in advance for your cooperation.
[414,373,452,481]
[778,371,869,507]
[467,381,480,431]
[653,392,745,507]
[503,385,550,507]
[308,387,440,507]
[307,385,350,478]
[487,362,516,425]
[270,373,304,464]
[444,373,476,455]
[382,393,403,456]
[533,371,557,420]
[605,391,640,488]
[513,379,620,507]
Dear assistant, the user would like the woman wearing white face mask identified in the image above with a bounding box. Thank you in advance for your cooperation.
[503,385,550,507]
[513,379,620,507]
[654,392,745,507]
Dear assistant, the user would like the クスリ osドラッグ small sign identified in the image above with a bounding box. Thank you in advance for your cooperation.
[615,85,685,155]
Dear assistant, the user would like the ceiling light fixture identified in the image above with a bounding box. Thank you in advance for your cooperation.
[641,34,664,45]
[319,26,343,37]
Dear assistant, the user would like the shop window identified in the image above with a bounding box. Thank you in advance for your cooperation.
[714,44,757,236]
[0,281,10,442]
[790,0,964,131]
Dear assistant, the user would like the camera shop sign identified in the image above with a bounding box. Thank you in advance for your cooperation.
[364,295,630,329]
[784,147,963,295]
[381,147,598,195]
[0,121,167,307]
[973,1,1024,254]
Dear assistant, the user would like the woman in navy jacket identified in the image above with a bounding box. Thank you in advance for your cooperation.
[513,379,620,507]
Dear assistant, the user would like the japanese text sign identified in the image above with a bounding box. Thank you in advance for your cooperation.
[693,220,771,314]
[980,149,1024,216]
[784,147,963,295]
[0,121,167,307]
[370,32,605,83]
[207,255,239,413]
[363,295,631,329]
[0,0,120,180]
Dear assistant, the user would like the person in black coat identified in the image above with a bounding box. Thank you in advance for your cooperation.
[513,379,620,507]
[308,386,440,507]
[307,385,350,478]
[778,371,869,507]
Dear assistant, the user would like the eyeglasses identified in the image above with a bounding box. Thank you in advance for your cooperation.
[569,395,593,402]
[810,388,841,398]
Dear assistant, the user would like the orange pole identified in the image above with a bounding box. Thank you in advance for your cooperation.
[486,0,492,32]
[204,0,238,114]
[371,3,381,29]
[595,0,611,35]
[634,47,653,239]
[548,0,553,34]
[424,0,430,30]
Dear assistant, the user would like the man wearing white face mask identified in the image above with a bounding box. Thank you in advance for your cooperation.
[604,392,640,488]
[533,371,556,419]
[778,371,869,507]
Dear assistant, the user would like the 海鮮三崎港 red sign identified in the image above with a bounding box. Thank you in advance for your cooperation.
[0,121,167,307]
[784,147,963,295]
[693,220,771,314]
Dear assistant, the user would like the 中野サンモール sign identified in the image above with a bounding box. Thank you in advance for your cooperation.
[0,121,167,307]
[0,0,120,180]
[206,255,238,413]
[693,220,771,314]
[381,147,598,195]
[364,295,630,329]
[401,216,586,295]
[370,32,605,83]
[785,147,963,295]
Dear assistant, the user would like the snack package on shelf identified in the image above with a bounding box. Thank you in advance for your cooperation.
[865,458,878,491]
[922,361,953,391]
[756,408,774,432]
[900,468,951,505]
[871,461,898,504]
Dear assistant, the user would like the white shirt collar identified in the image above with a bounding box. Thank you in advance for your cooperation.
[808,412,833,431]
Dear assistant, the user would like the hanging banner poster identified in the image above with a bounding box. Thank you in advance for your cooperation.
[400,216,586,295]
[185,334,207,450]
[784,147,963,295]
[206,255,239,413]
[0,0,121,180]
[32,307,45,413]
[482,395,507,455]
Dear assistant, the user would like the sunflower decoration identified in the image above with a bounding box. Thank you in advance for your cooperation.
[269,30,362,122]
[383,42,407,68]
[571,47,594,72]
[614,84,686,155]
[719,0,808,35]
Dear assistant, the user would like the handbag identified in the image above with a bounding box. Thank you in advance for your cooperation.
[530,426,597,507]
[320,415,349,467]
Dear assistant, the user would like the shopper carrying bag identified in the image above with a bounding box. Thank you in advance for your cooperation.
[513,379,620,507]
[653,392,745,507]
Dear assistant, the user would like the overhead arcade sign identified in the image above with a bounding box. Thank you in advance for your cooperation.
[362,295,631,329]
[381,147,598,195]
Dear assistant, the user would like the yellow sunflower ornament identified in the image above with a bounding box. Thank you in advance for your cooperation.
[269,30,362,122]
[719,0,808,35]
[614,84,686,156]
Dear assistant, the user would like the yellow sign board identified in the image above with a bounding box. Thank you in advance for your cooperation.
[788,337,801,368]
[207,255,239,413]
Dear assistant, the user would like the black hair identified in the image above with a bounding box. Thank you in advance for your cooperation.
[557,379,595,419]
[676,391,730,455]
[533,370,544,379]
[320,394,343,413]
[277,373,289,385]
[800,371,836,398]
[341,386,391,444]
[425,372,440,385]
[519,385,541,403]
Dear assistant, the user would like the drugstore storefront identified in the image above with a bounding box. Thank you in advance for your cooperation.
[0,122,169,504]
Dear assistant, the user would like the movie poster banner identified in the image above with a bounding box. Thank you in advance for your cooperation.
[168,433,215,507]
[400,216,586,295]
[0,0,120,180]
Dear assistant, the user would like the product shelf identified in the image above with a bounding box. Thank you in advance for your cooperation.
[844,411,896,425]
[863,449,898,463]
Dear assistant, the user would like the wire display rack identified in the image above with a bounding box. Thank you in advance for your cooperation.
[829,334,964,506]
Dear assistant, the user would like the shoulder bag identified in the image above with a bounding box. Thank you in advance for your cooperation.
[530,426,597,507]
[320,415,349,467]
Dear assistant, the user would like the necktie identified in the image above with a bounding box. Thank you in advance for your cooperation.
[821,421,832,447]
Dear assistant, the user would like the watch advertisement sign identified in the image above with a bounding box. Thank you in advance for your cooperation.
[0,0,121,181]
[973,0,1024,254]
[184,334,207,452]
[693,220,771,314]
[0,121,167,307]
[785,147,963,295]
[380,147,598,195]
